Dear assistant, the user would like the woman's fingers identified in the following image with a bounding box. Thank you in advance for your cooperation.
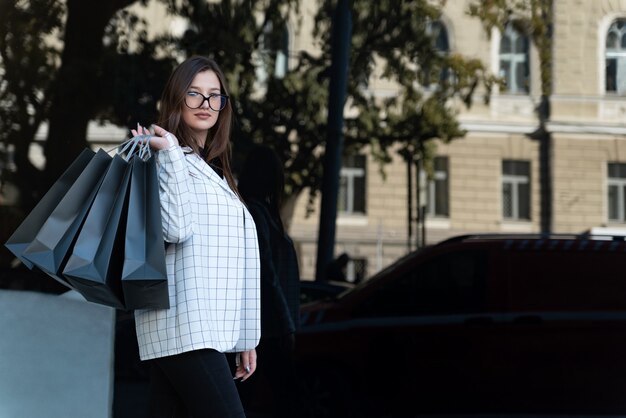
[248,349,257,374]
[234,358,246,380]
[236,349,257,382]
[152,124,166,136]
[130,124,148,139]
[129,122,177,150]
[233,350,255,381]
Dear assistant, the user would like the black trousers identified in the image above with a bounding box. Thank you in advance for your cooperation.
[148,348,246,418]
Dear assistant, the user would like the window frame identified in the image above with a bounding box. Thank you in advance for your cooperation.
[605,18,626,95]
[502,160,531,221]
[608,162,626,222]
[423,20,451,88]
[498,22,530,94]
[338,155,367,215]
[426,156,450,218]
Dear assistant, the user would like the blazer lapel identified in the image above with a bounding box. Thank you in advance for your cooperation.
[185,153,237,198]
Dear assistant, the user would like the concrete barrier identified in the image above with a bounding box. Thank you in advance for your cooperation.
[0,290,115,418]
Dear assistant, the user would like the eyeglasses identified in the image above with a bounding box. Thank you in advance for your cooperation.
[184,91,229,111]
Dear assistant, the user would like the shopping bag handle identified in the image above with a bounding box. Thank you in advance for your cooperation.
[138,135,152,160]
[115,135,152,162]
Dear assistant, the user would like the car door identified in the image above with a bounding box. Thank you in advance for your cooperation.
[501,247,626,414]
[349,248,514,414]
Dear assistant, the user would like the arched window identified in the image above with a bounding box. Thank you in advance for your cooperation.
[424,20,450,86]
[499,23,530,93]
[605,19,626,94]
[429,20,450,52]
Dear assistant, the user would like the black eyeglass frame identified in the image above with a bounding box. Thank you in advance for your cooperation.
[184,92,229,111]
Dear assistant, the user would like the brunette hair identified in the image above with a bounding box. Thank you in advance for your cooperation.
[157,56,237,192]
[238,145,285,234]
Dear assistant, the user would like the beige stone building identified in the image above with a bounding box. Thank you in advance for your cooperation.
[287,0,626,280]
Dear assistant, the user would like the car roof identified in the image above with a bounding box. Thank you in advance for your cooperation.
[340,233,626,299]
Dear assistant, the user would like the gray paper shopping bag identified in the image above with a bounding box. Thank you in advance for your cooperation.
[63,154,133,308]
[121,154,169,309]
[5,149,95,270]
[22,149,112,288]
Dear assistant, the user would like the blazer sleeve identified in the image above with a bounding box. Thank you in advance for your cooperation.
[247,202,296,335]
[155,145,193,243]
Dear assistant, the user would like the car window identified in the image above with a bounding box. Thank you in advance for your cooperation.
[354,250,487,317]
[505,247,626,311]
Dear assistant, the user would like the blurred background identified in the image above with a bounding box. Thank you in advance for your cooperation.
[2,0,626,417]
[1,0,626,283]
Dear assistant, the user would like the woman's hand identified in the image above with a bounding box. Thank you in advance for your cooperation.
[234,349,257,382]
[130,123,179,151]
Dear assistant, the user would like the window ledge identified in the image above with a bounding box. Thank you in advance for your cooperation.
[500,221,534,233]
[425,217,450,229]
[337,214,368,226]
[604,222,626,228]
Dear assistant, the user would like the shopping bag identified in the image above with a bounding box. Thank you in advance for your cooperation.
[21,149,112,288]
[63,154,133,309]
[121,154,168,309]
[4,149,95,269]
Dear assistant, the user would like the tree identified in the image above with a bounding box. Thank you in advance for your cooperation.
[0,0,156,210]
[0,0,63,209]
[44,0,150,180]
[468,0,554,233]
[0,0,179,208]
[313,0,494,218]
[310,0,495,254]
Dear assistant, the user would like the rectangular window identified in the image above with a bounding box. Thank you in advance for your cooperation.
[606,58,617,92]
[499,25,530,93]
[606,56,626,94]
[338,155,366,214]
[502,160,530,220]
[608,162,626,222]
[427,156,449,217]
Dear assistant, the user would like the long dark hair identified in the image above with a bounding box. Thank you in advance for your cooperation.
[238,145,285,234]
[157,56,237,192]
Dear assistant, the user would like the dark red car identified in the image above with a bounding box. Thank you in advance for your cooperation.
[296,234,626,418]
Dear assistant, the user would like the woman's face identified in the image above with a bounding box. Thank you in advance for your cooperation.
[182,70,222,144]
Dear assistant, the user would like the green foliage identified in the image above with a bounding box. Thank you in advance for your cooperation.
[310,0,497,189]
[0,0,63,204]
[467,0,553,96]
[98,10,177,128]
[467,0,512,34]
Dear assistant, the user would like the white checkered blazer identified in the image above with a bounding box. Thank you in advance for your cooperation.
[134,145,260,361]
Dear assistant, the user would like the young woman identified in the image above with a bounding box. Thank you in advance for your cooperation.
[131,56,260,418]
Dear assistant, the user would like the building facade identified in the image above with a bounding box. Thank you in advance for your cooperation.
[288,0,626,280]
